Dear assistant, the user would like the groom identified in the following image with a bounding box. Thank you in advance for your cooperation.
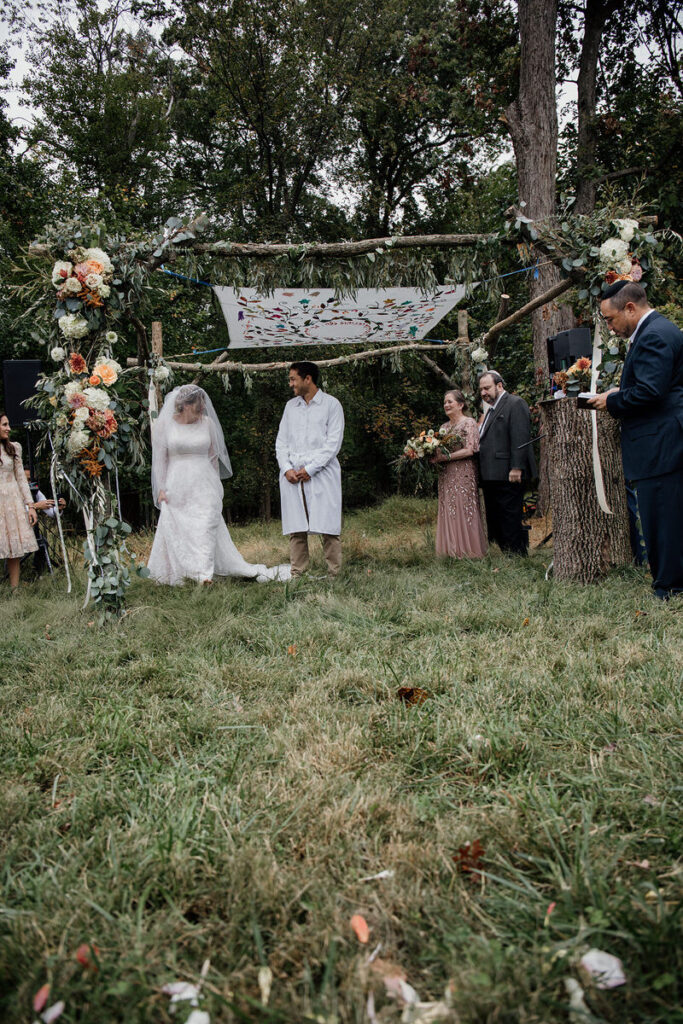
[276,361,345,577]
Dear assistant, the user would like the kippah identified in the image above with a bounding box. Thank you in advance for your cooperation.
[602,280,629,299]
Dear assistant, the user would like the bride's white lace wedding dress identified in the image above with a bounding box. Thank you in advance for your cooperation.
[148,394,290,586]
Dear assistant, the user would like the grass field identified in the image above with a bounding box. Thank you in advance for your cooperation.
[1,497,681,1024]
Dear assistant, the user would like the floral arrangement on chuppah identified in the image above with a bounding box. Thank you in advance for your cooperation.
[18,227,167,620]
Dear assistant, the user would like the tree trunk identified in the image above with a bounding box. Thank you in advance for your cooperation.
[504,0,575,515]
[541,399,630,582]
[575,0,620,215]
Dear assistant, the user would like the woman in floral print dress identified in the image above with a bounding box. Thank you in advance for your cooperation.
[0,412,38,589]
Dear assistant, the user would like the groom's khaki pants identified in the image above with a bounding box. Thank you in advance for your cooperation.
[289,532,342,577]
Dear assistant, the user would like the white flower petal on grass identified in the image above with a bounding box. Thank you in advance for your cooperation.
[580,949,626,989]
[360,870,395,882]
[186,1012,210,1024]
[41,1002,66,1024]
[384,975,419,1006]
[258,966,272,1006]
[161,981,200,1006]
[564,978,589,1021]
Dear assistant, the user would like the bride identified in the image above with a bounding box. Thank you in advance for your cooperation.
[147,384,290,585]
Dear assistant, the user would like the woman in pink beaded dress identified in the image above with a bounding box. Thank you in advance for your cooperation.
[432,390,487,559]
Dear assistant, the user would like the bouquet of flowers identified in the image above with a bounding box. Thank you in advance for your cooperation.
[396,425,467,493]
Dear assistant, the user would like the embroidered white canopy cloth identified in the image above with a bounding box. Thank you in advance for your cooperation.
[213,285,466,348]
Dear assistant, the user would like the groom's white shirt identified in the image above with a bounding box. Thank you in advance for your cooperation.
[276,389,344,536]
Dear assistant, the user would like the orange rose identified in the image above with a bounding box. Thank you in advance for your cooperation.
[89,374,102,387]
[94,364,117,386]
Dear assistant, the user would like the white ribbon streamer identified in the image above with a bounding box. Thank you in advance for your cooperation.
[590,320,612,515]
[49,454,72,595]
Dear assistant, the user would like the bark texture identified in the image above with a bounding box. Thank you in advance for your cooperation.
[504,0,575,513]
[541,399,631,583]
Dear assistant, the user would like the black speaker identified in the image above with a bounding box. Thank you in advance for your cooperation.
[546,328,592,374]
[2,360,42,425]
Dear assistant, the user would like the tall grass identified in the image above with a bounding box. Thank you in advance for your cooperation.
[1,497,681,1023]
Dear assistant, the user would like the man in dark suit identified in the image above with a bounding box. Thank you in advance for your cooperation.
[588,281,683,599]
[478,371,536,555]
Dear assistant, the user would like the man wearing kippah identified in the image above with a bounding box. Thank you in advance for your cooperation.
[588,281,683,599]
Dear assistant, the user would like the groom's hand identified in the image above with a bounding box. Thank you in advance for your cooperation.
[298,469,311,481]
[285,469,299,484]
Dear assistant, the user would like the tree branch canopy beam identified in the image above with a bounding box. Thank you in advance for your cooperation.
[127,340,469,374]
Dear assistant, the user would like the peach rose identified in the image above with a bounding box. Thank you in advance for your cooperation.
[93,363,117,386]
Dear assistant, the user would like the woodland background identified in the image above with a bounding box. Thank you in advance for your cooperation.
[1,0,682,523]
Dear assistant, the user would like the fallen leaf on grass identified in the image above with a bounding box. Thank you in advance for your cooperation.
[351,914,370,943]
[635,609,647,618]
[522,617,530,627]
[453,839,485,882]
[287,644,297,657]
[543,901,556,926]
[580,949,626,989]
[397,686,428,706]
[33,985,50,1013]
[258,966,272,1006]
[643,794,659,806]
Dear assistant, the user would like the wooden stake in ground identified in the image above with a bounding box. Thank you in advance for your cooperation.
[541,399,630,582]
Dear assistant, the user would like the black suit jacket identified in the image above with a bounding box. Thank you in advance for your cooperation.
[478,391,537,482]
[606,311,683,480]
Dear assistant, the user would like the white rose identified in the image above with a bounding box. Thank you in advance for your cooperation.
[51,261,73,287]
[471,346,488,362]
[153,365,171,383]
[59,314,90,340]
[614,217,639,243]
[100,357,122,373]
[105,331,118,344]
[599,237,629,267]
[83,386,111,412]
[617,257,633,275]
[73,406,89,422]
[85,272,103,290]
[63,276,83,295]
[51,346,66,361]
[82,247,114,274]
[64,381,83,400]
[67,428,89,455]
[99,284,111,298]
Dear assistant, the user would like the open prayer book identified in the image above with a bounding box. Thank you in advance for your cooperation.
[577,392,598,408]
